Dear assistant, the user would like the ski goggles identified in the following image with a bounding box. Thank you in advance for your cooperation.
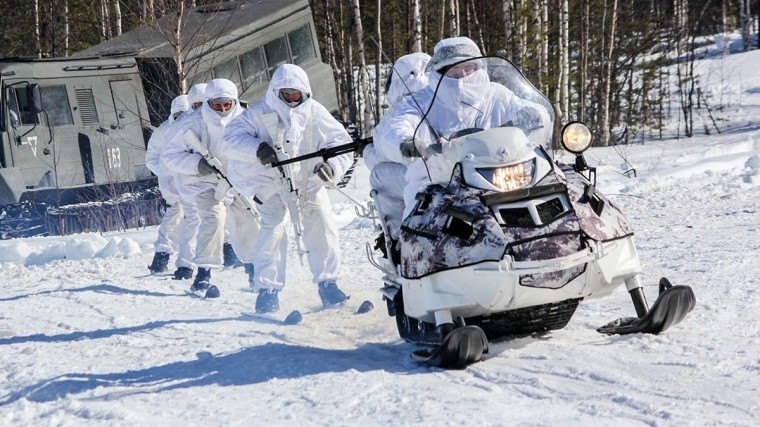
[208,97,236,111]
[280,88,301,96]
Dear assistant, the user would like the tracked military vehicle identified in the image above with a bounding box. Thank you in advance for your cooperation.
[0,55,160,238]
[1,0,341,238]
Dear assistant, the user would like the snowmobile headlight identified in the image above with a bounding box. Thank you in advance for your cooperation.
[477,158,535,192]
[561,121,592,154]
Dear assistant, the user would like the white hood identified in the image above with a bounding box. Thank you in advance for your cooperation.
[386,52,431,110]
[265,64,313,129]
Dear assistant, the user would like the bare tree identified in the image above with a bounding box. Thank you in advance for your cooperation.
[375,0,382,119]
[35,0,42,57]
[502,0,513,58]
[351,0,372,136]
[447,0,459,37]
[738,0,751,50]
[114,0,123,37]
[412,0,422,52]
[599,0,619,146]
[64,0,69,56]
[559,0,569,123]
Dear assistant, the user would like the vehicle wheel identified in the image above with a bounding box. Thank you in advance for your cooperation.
[393,289,440,345]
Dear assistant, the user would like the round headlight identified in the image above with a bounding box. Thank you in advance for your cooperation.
[560,122,592,154]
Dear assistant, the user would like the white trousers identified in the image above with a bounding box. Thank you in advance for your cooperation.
[251,187,340,292]
[193,190,226,269]
[369,162,407,240]
[153,201,183,254]
[176,197,199,269]
[224,194,260,265]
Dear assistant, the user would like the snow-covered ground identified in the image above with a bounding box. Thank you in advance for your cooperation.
[1,38,759,426]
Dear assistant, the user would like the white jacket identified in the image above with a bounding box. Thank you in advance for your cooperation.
[224,64,353,199]
[390,69,542,186]
[162,80,244,198]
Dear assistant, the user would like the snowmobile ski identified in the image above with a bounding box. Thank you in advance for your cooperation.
[241,300,373,325]
[184,285,221,299]
[597,279,696,335]
[242,310,304,325]
[135,271,174,279]
[411,325,489,369]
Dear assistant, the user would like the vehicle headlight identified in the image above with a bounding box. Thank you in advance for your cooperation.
[560,122,592,154]
[476,158,535,191]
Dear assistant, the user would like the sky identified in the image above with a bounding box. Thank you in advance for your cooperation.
[0,34,759,427]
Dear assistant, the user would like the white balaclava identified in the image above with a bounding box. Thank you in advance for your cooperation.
[203,78,238,118]
[169,95,190,122]
[188,83,209,109]
[426,36,489,113]
[386,52,431,110]
[201,78,242,138]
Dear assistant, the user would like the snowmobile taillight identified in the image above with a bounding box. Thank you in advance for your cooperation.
[476,158,535,192]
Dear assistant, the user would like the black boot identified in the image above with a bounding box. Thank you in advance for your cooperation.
[173,266,193,280]
[223,242,243,268]
[148,252,170,274]
[191,268,211,291]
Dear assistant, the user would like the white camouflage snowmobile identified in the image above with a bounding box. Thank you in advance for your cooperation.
[366,56,696,369]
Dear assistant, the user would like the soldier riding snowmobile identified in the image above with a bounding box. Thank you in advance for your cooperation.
[365,51,696,369]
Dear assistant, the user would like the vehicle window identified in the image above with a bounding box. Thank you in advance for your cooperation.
[10,87,38,126]
[212,57,241,88]
[40,85,74,126]
[264,37,290,77]
[188,70,213,89]
[239,47,268,91]
[288,24,316,65]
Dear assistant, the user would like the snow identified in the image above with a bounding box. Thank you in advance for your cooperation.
[1,37,759,426]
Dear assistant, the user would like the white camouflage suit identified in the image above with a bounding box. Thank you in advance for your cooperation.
[145,95,189,258]
[383,37,550,218]
[162,79,259,270]
[224,64,353,292]
[365,52,430,240]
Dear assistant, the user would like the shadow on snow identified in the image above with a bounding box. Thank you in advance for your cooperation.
[0,342,422,405]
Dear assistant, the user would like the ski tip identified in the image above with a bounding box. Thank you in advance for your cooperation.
[357,300,374,314]
[205,285,221,299]
[284,310,303,325]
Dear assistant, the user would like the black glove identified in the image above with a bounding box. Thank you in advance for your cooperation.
[355,136,373,155]
[314,162,334,182]
[257,142,277,165]
[197,158,216,176]
[399,138,419,158]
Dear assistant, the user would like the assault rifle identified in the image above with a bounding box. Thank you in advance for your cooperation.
[270,137,372,168]
[183,130,259,222]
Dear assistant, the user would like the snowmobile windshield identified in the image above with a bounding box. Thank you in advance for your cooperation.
[420,56,555,151]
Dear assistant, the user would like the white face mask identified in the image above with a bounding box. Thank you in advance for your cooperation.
[214,108,234,117]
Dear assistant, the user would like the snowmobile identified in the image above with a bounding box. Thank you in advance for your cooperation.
[365,56,696,369]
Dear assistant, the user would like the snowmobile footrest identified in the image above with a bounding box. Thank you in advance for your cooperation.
[597,283,696,335]
[411,325,489,369]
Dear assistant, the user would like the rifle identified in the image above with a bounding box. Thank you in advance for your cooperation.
[183,130,259,223]
[270,137,373,168]
[254,142,308,264]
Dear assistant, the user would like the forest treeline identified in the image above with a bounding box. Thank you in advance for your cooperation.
[1,0,758,146]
